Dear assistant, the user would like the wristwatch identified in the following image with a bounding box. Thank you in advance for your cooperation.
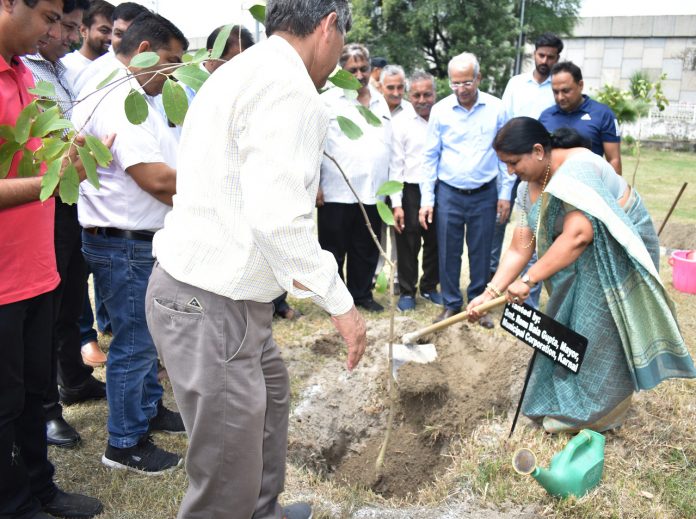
[521,273,537,287]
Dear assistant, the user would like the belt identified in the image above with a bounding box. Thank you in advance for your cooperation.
[442,179,495,195]
[83,227,155,242]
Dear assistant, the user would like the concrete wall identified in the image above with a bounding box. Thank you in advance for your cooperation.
[557,16,696,104]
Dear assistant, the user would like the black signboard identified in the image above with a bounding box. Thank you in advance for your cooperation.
[500,302,588,374]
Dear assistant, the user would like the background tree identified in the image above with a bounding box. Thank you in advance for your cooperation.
[348,0,580,96]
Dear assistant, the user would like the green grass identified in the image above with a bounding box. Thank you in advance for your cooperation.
[625,148,696,223]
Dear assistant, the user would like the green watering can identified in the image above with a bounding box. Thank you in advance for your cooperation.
[512,429,605,498]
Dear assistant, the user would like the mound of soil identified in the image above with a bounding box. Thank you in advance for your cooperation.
[285,315,529,499]
[657,221,696,250]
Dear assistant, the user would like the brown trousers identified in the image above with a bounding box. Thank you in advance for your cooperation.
[146,263,289,519]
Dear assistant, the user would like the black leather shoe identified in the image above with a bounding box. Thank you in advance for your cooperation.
[46,418,81,448]
[433,308,461,323]
[355,298,384,313]
[30,513,57,518]
[43,489,103,518]
[59,376,106,406]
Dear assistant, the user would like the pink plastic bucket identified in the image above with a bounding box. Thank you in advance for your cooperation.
[669,250,696,294]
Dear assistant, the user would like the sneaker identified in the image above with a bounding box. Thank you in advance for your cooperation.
[355,298,384,313]
[42,488,103,518]
[148,399,185,434]
[397,295,416,312]
[420,290,444,306]
[282,502,312,519]
[102,435,182,475]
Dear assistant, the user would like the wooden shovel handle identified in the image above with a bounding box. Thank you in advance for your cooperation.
[401,295,508,344]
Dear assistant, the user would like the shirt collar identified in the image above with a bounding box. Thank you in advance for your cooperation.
[526,71,551,86]
[448,89,484,111]
[552,94,590,114]
[24,52,67,76]
[0,54,26,74]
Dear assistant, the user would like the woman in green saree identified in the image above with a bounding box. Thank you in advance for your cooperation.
[467,117,696,433]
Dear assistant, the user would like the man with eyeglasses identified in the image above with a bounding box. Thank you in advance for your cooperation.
[419,52,513,327]
[319,43,392,313]
[23,0,107,451]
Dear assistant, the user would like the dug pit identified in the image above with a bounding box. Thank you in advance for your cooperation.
[283,315,530,499]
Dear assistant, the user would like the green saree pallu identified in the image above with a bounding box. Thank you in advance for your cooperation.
[521,156,696,432]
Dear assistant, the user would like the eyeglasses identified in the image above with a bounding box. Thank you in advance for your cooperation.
[450,80,476,89]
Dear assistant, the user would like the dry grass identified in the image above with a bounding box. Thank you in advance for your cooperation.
[51,148,695,518]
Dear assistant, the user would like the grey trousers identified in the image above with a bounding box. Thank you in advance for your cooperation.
[145,263,289,519]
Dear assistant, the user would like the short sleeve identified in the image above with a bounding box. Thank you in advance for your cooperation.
[600,108,620,143]
[515,181,531,228]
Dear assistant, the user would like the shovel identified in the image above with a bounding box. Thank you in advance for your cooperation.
[391,295,508,377]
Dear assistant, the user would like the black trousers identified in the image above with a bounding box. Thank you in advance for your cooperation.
[44,200,92,421]
[0,292,57,518]
[317,202,382,303]
[395,183,439,297]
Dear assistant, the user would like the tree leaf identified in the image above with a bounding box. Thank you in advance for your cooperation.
[376,200,395,226]
[30,105,60,137]
[162,78,189,126]
[40,160,61,201]
[336,116,363,140]
[36,137,68,163]
[191,48,209,63]
[15,102,40,145]
[18,149,36,177]
[376,180,404,196]
[249,4,266,24]
[0,141,22,178]
[58,162,80,205]
[0,124,15,141]
[172,64,209,93]
[129,51,160,68]
[328,69,361,90]
[210,24,233,60]
[28,81,56,98]
[124,89,149,124]
[96,68,119,90]
[84,134,113,167]
[77,145,99,189]
[42,119,74,134]
[356,105,382,127]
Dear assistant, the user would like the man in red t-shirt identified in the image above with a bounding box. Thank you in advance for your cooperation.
[0,1,105,517]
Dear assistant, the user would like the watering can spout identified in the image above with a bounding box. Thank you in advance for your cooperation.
[512,429,606,498]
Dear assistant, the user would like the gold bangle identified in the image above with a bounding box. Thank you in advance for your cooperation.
[486,282,504,298]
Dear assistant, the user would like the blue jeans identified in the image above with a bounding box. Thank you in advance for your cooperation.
[82,230,162,448]
[436,181,497,310]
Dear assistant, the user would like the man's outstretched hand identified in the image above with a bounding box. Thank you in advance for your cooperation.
[331,305,367,371]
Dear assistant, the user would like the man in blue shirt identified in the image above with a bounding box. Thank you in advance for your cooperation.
[419,52,514,326]
[540,61,622,174]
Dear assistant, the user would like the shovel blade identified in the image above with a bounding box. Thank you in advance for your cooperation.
[389,343,437,380]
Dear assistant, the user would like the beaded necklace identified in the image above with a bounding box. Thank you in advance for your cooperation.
[520,161,551,249]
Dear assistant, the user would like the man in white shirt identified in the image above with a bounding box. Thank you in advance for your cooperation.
[318,43,392,313]
[492,33,563,308]
[390,70,442,312]
[61,0,113,91]
[381,64,411,116]
[72,11,187,476]
[145,2,366,518]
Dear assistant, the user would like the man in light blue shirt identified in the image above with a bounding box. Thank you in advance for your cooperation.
[419,52,514,326]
